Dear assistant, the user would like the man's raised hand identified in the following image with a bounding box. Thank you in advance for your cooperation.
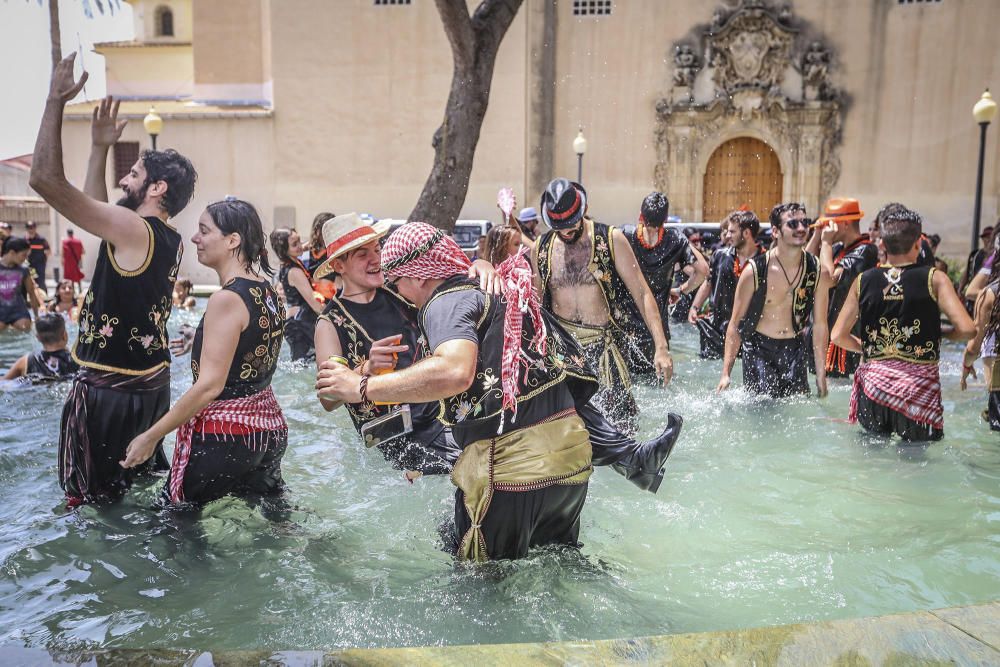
[48,53,88,105]
[91,96,127,147]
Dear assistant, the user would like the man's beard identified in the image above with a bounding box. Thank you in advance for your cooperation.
[557,226,585,244]
[116,180,149,211]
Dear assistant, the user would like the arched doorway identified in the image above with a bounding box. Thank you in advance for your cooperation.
[702,137,783,222]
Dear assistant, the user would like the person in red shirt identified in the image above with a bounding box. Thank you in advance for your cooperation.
[61,228,85,292]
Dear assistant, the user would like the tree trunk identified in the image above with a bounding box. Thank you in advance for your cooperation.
[49,0,61,70]
[409,0,523,232]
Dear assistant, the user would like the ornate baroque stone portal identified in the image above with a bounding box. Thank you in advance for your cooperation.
[655,0,843,221]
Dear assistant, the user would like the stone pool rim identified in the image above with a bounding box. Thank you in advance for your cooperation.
[3,600,998,665]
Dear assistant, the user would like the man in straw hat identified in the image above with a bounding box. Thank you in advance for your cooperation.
[832,204,974,440]
[314,216,683,497]
[532,178,672,436]
[808,197,879,378]
[718,203,831,398]
[316,222,682,560]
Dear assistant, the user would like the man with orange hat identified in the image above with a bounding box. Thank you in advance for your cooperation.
[810,198,879,378]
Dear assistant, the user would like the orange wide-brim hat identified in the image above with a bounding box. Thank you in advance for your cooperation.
[817,197,864,224]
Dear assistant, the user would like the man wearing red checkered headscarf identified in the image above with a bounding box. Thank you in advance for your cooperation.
[318,220,604,561]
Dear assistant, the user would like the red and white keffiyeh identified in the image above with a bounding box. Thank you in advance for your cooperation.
[381,221,471,279]
[169,386,287,503]
[496,245,546,428]
[848,359,943,429]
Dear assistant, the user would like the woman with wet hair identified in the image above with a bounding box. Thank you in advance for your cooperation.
[120,198,288,507]
[270,227,324,362]
[484,224,522,265]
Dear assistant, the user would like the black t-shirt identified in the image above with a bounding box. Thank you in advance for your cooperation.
[421,285,573,447]
[27,234,49,269]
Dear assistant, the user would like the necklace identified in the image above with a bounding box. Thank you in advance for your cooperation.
[636,223,664,250]
[772,251,803,293]
[342,287,376,299]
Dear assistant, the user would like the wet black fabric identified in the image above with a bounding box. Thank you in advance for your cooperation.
[700,245,765,359]
[74,216,181,374]
[26,349,78,380]
[278,261,309,311]
[58,371,170,503]
[580,336,639,436]
[741,331,810,398]
[859,264,940,363]
[191,278,285,399]
[620,224,695,341]
[162,430,287,506]
[855,391,943,441]
[826,236,878,378]
[283,310,316,362]
[988,391,1000,432]
[453,483,587,560]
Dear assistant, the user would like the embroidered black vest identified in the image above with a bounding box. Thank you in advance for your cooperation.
[191,278,284,400]
[420,278,597,445]
[279,259,310,312]
[739,250,820,338]
[534,219,632,331]
[319,287,438,437]
[829,235,878,324]
[709,244,765,327]
[859,264,940,363]
[26,349,78,379]
[73,216,182,375]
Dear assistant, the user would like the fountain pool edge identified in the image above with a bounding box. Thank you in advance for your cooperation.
[2,600,997,665]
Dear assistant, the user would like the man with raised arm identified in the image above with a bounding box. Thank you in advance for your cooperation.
[718,203,831,398]
[531,178,672,435]
[30,55,197,506]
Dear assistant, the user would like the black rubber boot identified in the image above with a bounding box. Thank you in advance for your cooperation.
[610,413,683,494]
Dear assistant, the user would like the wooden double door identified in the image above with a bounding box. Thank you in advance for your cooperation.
[702,137,783,223]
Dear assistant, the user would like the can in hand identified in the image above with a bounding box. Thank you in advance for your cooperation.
[328,355,349,367]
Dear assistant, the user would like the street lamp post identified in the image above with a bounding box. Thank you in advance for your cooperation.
[143,106,163,150]
[972,89,997,253]
[573,127,588,184]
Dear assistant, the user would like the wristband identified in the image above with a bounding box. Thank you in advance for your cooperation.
[359,374,371,404]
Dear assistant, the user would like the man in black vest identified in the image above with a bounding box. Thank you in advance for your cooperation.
[832,205,974,440]
[318,223,602,561]
[689,209,766,359]
[531,179,672,436]
[809,197,879,378]
[621,192,707,378]
[31,56,197,506]
[718,203,831,398]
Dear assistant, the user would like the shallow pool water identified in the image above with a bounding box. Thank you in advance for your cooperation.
[0,306,998,651]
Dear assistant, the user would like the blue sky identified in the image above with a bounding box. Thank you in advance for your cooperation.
[0,0,133,160]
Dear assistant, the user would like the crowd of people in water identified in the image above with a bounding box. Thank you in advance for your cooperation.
[2,55,998,561]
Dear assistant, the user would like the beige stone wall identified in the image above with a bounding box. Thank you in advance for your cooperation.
[267,0,527,229]
[131,0,193,42]
[193,0,271,102]
[60,114,275,285]
[101,45,193,98]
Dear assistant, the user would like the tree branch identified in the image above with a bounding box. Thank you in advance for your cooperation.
[433,0,475,66]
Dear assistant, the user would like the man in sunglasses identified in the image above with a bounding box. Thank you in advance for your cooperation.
[717,203,831,398]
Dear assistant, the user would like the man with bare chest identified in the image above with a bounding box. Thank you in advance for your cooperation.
[532,179,672,434]
[718,203,831,398]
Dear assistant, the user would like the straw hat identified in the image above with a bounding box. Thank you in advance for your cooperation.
[817,197,864,224]
[312,212,390,280]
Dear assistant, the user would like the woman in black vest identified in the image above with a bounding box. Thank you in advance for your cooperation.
[121,199,288,507]
[271,227,324,362]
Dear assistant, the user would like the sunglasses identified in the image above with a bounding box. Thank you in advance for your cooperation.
[784,218,809,230]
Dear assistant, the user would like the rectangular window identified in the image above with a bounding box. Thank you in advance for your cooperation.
[573,0,612,16]
[374,0,411,5]
[113,141,140,183]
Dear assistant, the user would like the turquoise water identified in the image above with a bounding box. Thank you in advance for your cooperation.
[0,306,998,651]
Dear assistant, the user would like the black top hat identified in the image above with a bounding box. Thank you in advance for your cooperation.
[541,178,587,230]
